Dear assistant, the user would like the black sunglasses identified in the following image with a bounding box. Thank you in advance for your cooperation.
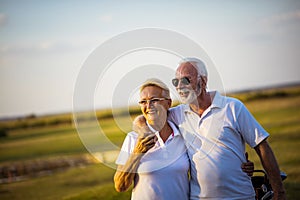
[172,77,191,87]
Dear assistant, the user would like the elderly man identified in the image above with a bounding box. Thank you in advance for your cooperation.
[168,57,286,200]
[131,74,256,199]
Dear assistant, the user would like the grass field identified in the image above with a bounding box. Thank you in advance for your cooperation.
[0,86,300,199]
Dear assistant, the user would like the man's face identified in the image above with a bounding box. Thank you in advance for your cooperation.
[174,62,200,104]
[139,86,170,128]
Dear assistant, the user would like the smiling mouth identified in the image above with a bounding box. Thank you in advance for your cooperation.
[147,110,156,114]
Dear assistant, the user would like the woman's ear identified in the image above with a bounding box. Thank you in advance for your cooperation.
[167,99,172,108]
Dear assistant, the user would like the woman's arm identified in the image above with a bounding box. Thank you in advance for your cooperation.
[114,133,157,192]
[114,153,143,192]
[241,152,254,176]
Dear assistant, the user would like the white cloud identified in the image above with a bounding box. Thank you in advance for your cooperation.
[100,14,113,23]
[0,35,109,57]
[38,41,54,50]
[246,9,300,43]
[0,42,52,53]
[261,10,300,26]
[0,13,7,26]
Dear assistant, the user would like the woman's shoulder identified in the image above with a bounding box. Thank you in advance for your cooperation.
[126,131,139,140]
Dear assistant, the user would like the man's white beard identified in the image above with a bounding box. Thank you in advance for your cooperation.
[179,87,201,104]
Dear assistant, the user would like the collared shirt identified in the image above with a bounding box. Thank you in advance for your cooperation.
[116,121,189,200]
[169,91,269,200]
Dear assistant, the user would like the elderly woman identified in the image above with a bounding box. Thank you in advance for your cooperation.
[114,78,190,200]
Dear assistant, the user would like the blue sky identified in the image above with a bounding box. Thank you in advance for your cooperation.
[0,0,300,117]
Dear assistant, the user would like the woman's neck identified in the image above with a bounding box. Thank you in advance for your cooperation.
[158,123,173,143]
[148,121,173,143]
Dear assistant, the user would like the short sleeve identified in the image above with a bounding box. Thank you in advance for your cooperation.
[236,102,269,148]
[115,131,138,165]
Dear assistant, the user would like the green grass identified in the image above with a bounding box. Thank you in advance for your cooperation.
[0,127,84,162]
[64,183,132,200]
[0,89,300,199]
[243,96,300,199]
[0,164,131,200]
[0,117,131,163]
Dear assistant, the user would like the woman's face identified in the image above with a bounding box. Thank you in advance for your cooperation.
[139,86,171,129]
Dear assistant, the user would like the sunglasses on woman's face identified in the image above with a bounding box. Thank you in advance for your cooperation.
[172,77,191,87]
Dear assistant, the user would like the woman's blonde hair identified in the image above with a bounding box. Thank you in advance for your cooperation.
[140,78,171,99]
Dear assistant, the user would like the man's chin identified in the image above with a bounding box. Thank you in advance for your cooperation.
[180,98,189,104]
[180,95,198,104]
[179,94,188,103]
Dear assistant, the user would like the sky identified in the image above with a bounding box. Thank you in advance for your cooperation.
[0,0,300,117]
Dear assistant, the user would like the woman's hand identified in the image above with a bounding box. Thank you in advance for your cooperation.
[134,133,157,154]
[241,152,254,176]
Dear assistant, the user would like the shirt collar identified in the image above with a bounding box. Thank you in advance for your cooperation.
[211,91,225,109]
[167,120,180,137]
[182,91,225,114]
[146,120,180,148]
[146,120,180,137]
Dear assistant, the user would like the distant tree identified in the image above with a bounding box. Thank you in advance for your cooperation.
[26,113,36,119]
[0,128,8,137]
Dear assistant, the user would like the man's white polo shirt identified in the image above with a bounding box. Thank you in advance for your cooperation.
[169,91,269,200]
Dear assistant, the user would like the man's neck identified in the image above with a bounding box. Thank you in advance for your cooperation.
[190,91,215,117]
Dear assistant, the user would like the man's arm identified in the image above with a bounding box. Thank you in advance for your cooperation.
[132,115,152,136]
[114,133,156,192]
[254,139,286,200]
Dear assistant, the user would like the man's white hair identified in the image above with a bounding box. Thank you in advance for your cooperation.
[178,57,208,77]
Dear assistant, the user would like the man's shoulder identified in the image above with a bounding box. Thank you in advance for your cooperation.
[221,95,248,114]
[222,94,244,107]
[168,104,189,125]
[169,104,186,113]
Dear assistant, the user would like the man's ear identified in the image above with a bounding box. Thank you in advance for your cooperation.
[197,80,201,90]
[196,78,202,91]
[201,76,208,88]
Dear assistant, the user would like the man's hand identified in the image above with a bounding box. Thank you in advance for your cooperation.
[241,152,254,177]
